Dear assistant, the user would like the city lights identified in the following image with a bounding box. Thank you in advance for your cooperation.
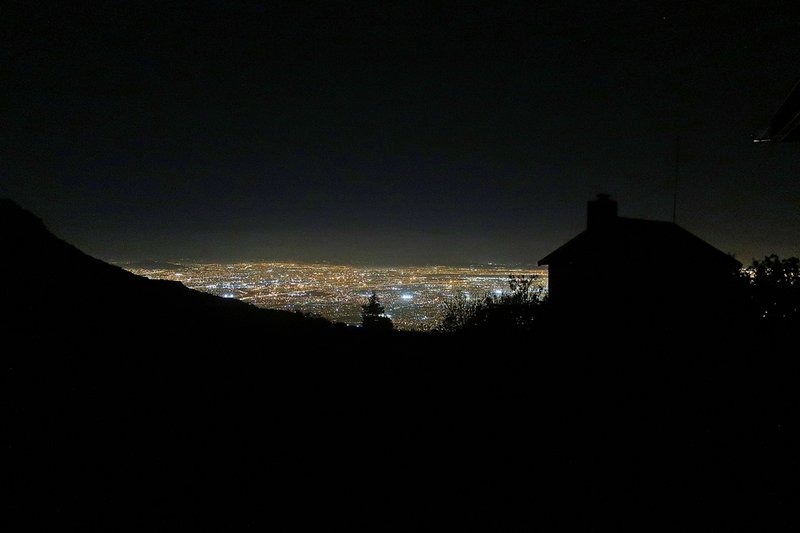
[126,262,547,330]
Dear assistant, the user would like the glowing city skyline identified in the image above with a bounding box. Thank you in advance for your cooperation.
[126,262,548,330]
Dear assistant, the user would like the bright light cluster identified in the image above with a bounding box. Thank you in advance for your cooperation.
[126,262,548,330]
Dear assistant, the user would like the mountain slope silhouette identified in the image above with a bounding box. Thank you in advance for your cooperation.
[0,198,332,338]
[4,199,797,532]
[2,198,361,531]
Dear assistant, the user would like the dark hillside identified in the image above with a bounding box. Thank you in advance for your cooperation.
[0,198,333,338]
[3,199,798,531]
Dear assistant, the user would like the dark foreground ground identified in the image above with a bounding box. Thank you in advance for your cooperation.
[3,199,798,531]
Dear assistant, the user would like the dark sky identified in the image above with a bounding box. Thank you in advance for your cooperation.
[3,1,799,265]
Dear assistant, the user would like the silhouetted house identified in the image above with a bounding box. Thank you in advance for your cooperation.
[754,78,800,143]
[538,194,741,322]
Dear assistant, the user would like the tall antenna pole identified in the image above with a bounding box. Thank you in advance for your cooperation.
[672,135,680,224]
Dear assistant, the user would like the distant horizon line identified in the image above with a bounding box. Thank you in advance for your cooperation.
[113,258,549,271]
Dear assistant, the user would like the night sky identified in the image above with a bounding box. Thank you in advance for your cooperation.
[4,1,799,265]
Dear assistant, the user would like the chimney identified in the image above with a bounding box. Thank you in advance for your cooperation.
[587,193,617,229]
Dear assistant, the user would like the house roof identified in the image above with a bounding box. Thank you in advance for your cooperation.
[538,217,741,270]
[754,78,800,143]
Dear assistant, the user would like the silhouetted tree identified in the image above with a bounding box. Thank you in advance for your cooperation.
[476,274,545,331]
[361,291,393,331]
[746,254,800,322]
[500,274,544,305]
[437,274,546,332]
[438,292,485,332]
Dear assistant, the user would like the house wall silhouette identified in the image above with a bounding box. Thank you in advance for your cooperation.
[539,194,741,322]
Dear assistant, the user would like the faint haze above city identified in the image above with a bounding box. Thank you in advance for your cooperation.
[3,2,799,265]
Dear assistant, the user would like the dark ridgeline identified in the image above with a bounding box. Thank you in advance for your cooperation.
[3,198,798,531]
